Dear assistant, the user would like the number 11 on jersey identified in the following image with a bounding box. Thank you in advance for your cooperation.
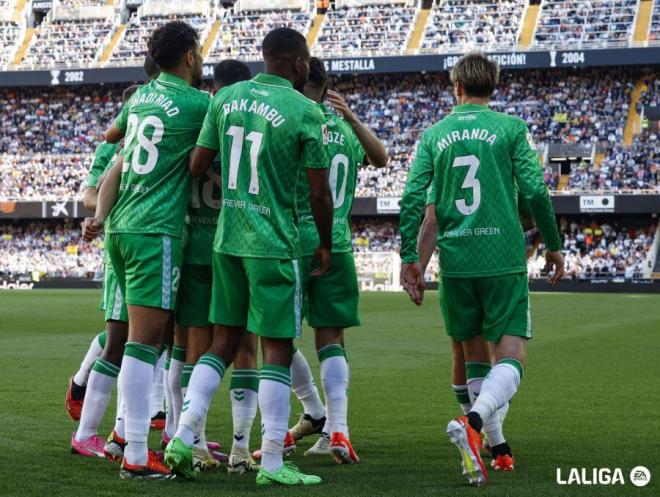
[226,125,264,195]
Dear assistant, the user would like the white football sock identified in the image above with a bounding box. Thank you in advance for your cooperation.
[290,349,325,420]
[75,359,118,441]
[73,331,105,386]
[176,353,225,447]
[150,348,167,417]
[168,348,185,431]
[163,358,175,438]
[319,346,349,437]
[119,342,159,467]
[259,366,291,473]
[230,369,259,451]
[452,384,472,415]
[471,360,523,430]
[114,382,125,439]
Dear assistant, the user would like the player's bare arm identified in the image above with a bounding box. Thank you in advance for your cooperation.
[82,187,97,211]
[307,167,333,276]
[418,204,438,273]
[104,124,124,144]
[82,155,122,242]
[399,135,433,306]
[190,145,216,176]
[326,89,388,168]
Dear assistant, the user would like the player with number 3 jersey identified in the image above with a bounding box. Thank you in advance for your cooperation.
[399,53,563,487]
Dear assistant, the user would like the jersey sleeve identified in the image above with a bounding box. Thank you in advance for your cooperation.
[196,97,220,151]
[425,178,436,206]
[400,132,435,264]
[113,101,129,133]
[300,104,329,169]
[86,142,117,188]
[511,120,561,251]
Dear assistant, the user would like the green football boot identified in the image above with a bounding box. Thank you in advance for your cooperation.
[256,461,321,486]
[164,437,196,479]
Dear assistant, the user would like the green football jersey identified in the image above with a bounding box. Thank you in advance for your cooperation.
[184,158,221,265]
[400,103,560,277]
[196,73,329,259]
[107,73,210,238]
[297,104,365,256]
[87,141,119,188]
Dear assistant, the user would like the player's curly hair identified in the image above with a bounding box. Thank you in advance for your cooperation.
[213,59,252,89]
[147,21,199,71]
[306,57,328,95]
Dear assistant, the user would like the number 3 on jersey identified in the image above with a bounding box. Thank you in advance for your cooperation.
[452,154,480,216]
[226,125,264,195]
[123,113,164,175]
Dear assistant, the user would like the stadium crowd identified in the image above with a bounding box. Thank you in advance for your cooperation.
[533,0,638,48]
[1,218,654,281]
[22,19,113,68]
[421,0,525,52]
[0,221,103,279]
[313,4,416,56]
[0,68,656,200]
[208,9,312,60]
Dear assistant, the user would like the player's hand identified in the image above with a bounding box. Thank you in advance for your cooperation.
[82,217,104,242]
[401,262,425,306]
[544,250,565,285]
[326,90,357,123]
[310,246,331,276]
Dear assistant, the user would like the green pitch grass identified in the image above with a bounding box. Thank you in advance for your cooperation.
[0,290,658,497]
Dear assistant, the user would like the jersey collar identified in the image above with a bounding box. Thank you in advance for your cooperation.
[157,72,190,87]
[252,73,293,89]
[451,103,489,113]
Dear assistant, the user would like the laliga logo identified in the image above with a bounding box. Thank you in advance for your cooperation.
[556,466,651,486]
[50,70,61,85]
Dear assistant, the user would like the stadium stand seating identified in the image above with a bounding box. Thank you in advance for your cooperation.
[649,0,660,43]
[312,2,417,56]
[533,0,638,48]
[420,0,526,52]
[207,8,313,61]
[0,21,21,67]
[109,13,211,65]
[22,3,115,68]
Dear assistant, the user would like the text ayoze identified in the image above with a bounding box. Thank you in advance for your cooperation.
[556,468,625,485]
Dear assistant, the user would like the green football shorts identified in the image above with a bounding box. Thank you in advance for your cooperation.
[301,252,360,329]
[176,263,212,328]
[209,252,302,339]
[100,262,128,323]
[106,233,182,311]
[439,272,531,343]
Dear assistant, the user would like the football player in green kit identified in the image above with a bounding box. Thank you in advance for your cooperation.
[165,28,334,486]
[286,57,388,464]
[82,21,209,480]
[399,53,564,487]
[164,60,260,474]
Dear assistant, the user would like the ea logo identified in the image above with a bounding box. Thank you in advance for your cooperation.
[629,466,651,487]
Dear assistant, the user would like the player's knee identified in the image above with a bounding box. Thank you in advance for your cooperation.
[261,337,294,367]
[314,327,342,350]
